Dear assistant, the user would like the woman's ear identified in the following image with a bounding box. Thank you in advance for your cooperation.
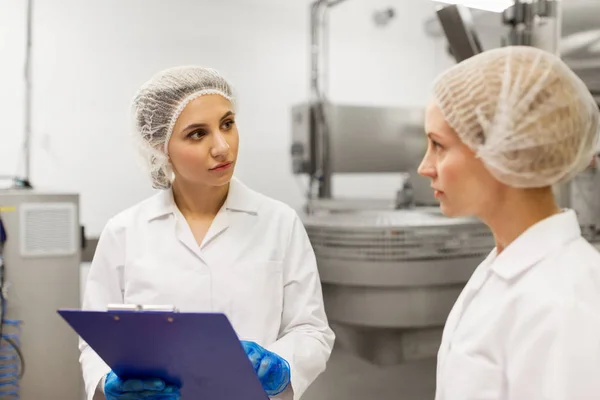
[589,153,598,169]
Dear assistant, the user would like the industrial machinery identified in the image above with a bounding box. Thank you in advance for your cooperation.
[294,1,599,399]
[293,0,495,370]
[0,1,84,395]
[0,0,84,396]
[0,191,82,399]
[304,209,493,363]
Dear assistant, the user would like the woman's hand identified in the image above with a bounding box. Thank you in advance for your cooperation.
[241,340,291,396]
[104,371,181,400]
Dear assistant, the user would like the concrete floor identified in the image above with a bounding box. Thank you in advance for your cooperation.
[303,345,436,400]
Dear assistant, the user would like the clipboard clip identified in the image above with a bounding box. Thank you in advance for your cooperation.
[107,304,179,312]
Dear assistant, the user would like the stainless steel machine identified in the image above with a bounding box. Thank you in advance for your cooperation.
[0,190,82,399]
[295,1,600,399]
[304,209,493,363]
[294,0,493,371]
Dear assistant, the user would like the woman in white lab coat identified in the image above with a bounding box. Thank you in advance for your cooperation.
[418,46,600,399]
[80,66,335,400]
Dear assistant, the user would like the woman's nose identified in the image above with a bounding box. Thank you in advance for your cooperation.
[211,132,230,158]
[417,157,436,179]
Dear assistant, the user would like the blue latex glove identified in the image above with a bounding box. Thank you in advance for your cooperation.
[104,371,181,400]
[241,340,291,396]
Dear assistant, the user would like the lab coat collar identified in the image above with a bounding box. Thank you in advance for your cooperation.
[490,209,581,280]
[224,177,260,215]
[145,176,260,221]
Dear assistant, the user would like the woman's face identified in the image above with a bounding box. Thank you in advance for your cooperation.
[418,99,505,218]
[167,94,239,188]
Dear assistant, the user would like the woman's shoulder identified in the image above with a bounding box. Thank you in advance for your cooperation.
[539,237,600,291]
[102,191,169,233]
[511,237,600,320]
[230,177,299,220]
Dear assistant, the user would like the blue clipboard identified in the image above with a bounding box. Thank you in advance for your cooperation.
[58,309,269,399]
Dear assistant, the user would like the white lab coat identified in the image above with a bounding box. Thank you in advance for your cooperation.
[80,177,335,400]
[435,209,600,400]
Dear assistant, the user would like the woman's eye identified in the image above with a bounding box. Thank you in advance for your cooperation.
[188,130,207,139]
[432,140,443,150]
[222,120,235,130]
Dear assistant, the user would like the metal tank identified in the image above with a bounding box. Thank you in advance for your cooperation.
[304,208,492,364]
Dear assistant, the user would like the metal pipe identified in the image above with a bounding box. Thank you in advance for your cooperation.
[309,0,333,199]
[503,0,568,207]
[436,4,483,62]
[308,2,322,201]
[23,0,34,186]
[309,0,351,200]
[531,1,568,207]
[503,0,562,51]
[530,0,562,54]
[536,0,569,207]
[327,0,350,8]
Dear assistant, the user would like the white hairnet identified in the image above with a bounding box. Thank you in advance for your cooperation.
[433,46,600,188]
[131,66,235,189]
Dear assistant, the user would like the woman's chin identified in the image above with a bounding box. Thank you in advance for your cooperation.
[439,201,459,218]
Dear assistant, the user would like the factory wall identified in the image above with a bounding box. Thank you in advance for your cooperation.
[0,0,27,185]
[1,0,455,237]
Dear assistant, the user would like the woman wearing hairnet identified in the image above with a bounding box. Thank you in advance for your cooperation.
[80,66,335,400]
[419,46,600,399]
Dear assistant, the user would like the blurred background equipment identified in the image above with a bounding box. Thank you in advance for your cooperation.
[294,0,493,371]
[0,0,84,397]
[297,1,600,399]
[0,191,82,399]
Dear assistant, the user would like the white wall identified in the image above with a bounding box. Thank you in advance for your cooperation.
[1,0,454,236]
[0,0,26,182]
